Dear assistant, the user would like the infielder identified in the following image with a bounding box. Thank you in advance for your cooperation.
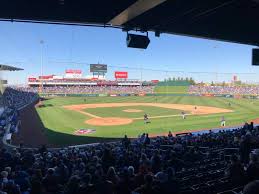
[181,111,186,119]
[144,113,149,124]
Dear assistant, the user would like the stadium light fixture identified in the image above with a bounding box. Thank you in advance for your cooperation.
[252,48,259,66]
[126,32,150,49]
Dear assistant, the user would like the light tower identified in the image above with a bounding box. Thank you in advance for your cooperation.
[39,40,44,93]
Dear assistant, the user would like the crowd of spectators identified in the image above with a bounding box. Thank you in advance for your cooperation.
[3,88,38,109]
[1,87,259,193]
[21,86,155,94]
[0,107,19,139]
[189,85,259,96]
[29,79,145,84]
[1,122,259,194]
[0,87,38,148]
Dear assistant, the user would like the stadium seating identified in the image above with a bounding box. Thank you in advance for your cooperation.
[0,87,38,146]
[24,85,155,94]
[1,87,259,194]
[189,85,259,96]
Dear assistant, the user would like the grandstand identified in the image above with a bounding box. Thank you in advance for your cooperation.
[0,65,38,147]
[27,68,155,95]
[0,74,258,194]
[1,1,259,194]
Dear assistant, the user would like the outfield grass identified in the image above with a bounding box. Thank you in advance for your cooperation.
[154,86,189,93]
[36,96,259,146]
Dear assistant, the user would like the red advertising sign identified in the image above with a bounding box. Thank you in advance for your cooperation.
[28,78,37,82]
[151,80,159,83]
[115,71,128,79]
[39,75,53,79]
[65,69,82,74]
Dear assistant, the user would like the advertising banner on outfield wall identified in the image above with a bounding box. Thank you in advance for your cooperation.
[146,93,191,96]
[243,95,258,99]
[188,93,201,97]
[203,94,213,97]
[151,80,159,84]
[99,94,108,97]
[115,71,128,79]
[213,94,224,97]
[224,94,233,98]
[66,94,99,97]
[234,95,241,99]
[119,94,130,96]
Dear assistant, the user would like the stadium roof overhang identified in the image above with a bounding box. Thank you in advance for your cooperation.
[0,64,24,71]
[0,0,259,46]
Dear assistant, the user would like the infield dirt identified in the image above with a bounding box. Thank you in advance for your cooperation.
[64,103,233,126]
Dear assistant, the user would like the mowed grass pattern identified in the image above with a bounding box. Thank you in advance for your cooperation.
[154,86,189,93]
[83,105,186,118]
[37,96,259,146]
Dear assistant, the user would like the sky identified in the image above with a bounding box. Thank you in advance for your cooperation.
[0,21,259,85]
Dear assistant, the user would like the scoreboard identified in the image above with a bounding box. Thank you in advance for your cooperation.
[90,64,107,72]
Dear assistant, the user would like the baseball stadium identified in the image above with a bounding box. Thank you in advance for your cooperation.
[1,1,259,194]
[2,67,259,147]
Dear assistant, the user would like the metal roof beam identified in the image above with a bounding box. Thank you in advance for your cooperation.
[0,64,23,71]
[109,0,168,26]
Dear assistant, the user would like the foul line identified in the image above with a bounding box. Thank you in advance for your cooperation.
[132,113,193,120]
[75,110,101,118]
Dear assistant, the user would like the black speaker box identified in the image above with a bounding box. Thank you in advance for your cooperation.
[127,34,150,49]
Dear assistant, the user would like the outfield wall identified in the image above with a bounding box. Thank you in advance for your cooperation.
[39,92,259,99]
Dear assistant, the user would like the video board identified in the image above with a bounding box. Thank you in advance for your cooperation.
[90,64,107,72]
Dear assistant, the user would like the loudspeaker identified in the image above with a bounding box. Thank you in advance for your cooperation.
[155,31,160,37]
[252,48,259,66]
[127,33,150,49]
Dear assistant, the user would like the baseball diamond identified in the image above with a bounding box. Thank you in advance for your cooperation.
[10,94,258,147]
[2,15,259,194]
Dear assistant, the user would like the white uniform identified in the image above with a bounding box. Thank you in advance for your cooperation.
[221,116,226,126]
[182,112,186,119]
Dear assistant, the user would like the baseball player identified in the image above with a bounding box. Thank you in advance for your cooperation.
[181,111,186,119]
[144,113,150,124]
[221,116,226,127]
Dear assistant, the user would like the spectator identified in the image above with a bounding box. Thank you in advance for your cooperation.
[63,175,80,194]
[240,133,253,164]
[165,167,179,194]
[144,133,150,146]
[225,155,245,186]
[243,180,259,194]
[122,135,130,149]
[134,174,156,194]
[30,169,43,194]
[14,171,30,194]
[42,168,59,193]
[78,173,95,194]
[246,153,259,182]
[106,166,119,185]
[168,131,173,138]
[151,149,161,173]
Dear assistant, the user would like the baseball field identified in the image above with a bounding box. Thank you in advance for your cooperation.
[30,93,259,147]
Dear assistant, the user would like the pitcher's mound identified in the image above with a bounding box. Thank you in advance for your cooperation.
[123,109,143,113]
[86,117,133,126]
